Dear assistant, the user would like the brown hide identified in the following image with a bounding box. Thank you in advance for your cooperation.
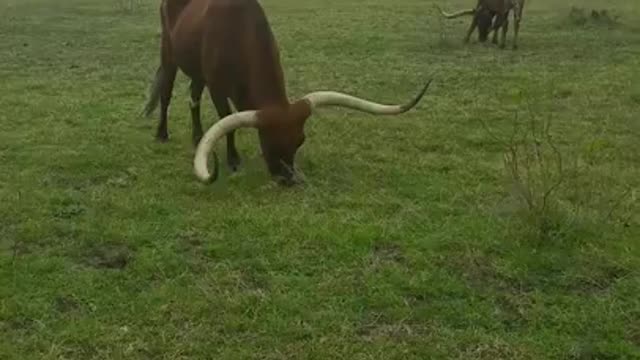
[146,0,429,185]
[156,0,308,181]
[163,0,289,109]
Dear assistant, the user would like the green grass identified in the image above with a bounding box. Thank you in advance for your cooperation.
[1,0,639,358]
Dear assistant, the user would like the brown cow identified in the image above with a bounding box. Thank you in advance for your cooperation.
[143,0,430,185]
[438,0,525,49]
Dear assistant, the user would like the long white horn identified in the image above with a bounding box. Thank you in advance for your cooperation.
[193,111,258,183]
[303,80,431,115]
[437,5,476,19]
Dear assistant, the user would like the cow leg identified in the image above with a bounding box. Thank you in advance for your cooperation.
[512,14,521,49]
[156,33,177,142]
[476,10,493,43]
[491,15,502,44]
[464,15,479,43]
[211,96,241,172]
[156,65,177,142]
[190,80,205,147]
[500,19,509,49]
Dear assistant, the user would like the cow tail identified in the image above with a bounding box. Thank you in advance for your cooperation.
[142,65,163,118]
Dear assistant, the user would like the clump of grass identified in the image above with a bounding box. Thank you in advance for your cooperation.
[501,111,571,241]
[484,104,635,243]
[568,7,620,28]
[481,107,570,241]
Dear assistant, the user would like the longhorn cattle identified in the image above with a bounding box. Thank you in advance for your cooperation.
[438,0,525,49]
[143,0,431,185]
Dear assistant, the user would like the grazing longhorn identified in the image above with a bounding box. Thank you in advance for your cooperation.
[143,0,431,185]
[438,0,525,49]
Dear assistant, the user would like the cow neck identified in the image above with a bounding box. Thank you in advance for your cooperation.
[246,77,290,111]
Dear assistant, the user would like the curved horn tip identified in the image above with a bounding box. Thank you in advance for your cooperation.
[192,110,258,184]
[196,152,220,184]
[421,79,433,95]
[401,79,433,112]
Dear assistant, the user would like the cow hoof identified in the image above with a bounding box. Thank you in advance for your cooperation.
[155,134,169,143]
[192,135,203,147]
[276,176,297,187]
[227,156,241,172]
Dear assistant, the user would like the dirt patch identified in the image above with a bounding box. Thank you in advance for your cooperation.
[627,315,640,346]
[459,338,526,360]
[173,228,214,273]
[175,228,205,253]
[494,293,531,330]
[83,244,132,270]
[370,241,405,267]
[105,167,138,188]
[0,236,31,258]
[356,312,423,342]
[53,295,82,313]
[1,316,37,332]
[565,263,631,295]
[53,202,86,219]
[565,342,621,360]
[439,248,503,290]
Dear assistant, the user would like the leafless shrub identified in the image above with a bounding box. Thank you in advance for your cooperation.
[481,102,636,242]
[500,109,568,240]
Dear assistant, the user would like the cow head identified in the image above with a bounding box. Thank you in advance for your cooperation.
[257,101,310,185]
[193,81,432,185]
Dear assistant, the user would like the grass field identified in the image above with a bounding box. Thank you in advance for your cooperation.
[1,0,640,358]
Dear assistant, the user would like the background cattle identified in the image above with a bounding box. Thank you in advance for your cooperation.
[438,0,525,49]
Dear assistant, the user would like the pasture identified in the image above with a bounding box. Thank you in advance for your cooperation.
[1,0,639,358]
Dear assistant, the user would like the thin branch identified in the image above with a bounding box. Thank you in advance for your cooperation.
[605,186,634,222]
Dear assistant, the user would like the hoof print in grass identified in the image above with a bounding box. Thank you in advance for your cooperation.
[371,242,405,265]
[84,245,131,270]
[53,296,81,313]
[53,203,86,219]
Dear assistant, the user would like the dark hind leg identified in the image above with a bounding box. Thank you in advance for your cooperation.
[156,34,177,142]
[190,80,205,146]
[464,14,479,43]
[512,13,521,49]
[156,66,177,142]
[476,9,494,42]
[211,96,241,172]
[491,15,503,44]
[500,18,509,49]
